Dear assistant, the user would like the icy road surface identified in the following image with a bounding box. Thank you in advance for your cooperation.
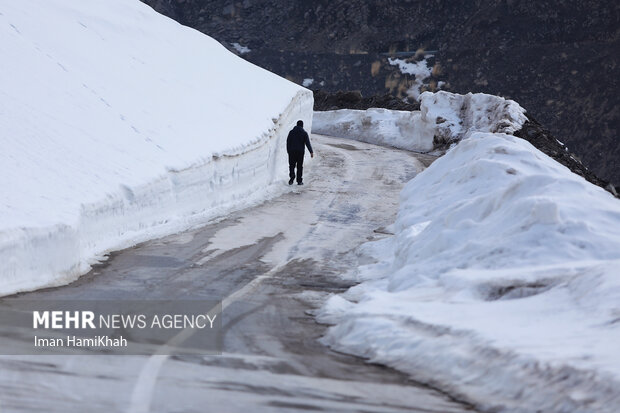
[0,136,473,413]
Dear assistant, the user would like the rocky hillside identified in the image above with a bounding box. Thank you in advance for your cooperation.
[141,0,619,184]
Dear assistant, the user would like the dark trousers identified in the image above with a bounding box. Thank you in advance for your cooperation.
[288,151,304,183]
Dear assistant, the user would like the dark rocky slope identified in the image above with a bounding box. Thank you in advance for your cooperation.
[514,116,617,197]
[141,0,619,185]
[313,90,420,111]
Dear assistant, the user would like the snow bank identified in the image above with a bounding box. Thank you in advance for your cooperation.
[420,91,527,145]
[318,131,620,411]
[0,0,312,296]
[312,91,526,153]
[312,108,435,152]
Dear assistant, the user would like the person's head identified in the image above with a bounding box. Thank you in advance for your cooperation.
[296,120,304,128]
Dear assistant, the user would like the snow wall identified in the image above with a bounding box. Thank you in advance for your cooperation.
[0,0,313,296]
[312,91,526,152]
[318,92,620,411]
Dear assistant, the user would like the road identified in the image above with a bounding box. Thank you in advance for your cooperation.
[0,135,474,412]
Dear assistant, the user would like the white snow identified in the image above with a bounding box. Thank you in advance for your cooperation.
[420,91,527,145]
[312,91,527,154]
[0,0,312,296]
[388,57,431,100]
[231,42,251,54]
[302,78,314,88]
[318,96,620,411]
[312,108,435,152]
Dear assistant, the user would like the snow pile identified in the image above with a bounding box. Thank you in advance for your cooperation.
[313,91,526,153]
[420,91,527,145]
[0,0,312,296]
[318,131,620,411]
[312,108,435,152]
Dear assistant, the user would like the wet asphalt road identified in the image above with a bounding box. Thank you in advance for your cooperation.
[0,135,474,412]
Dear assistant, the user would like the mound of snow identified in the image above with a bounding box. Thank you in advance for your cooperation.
[0,0,312,295]
[420,91,527,145]
[313,91,526,153]
[318,132,620,410]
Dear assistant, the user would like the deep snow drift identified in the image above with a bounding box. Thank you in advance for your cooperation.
[312,91,526,153]
[318,93,620,412]
[0,0,312,296]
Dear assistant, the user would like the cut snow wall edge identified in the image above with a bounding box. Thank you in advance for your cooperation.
[311,91,527,153]
[0,90,313,296]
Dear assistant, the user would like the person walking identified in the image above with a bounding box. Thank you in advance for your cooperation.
[286,120,314,185]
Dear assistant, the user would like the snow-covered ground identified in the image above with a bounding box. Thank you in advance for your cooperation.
[0,0,312,296]
[318,92,620,412]
[313,91,526,153]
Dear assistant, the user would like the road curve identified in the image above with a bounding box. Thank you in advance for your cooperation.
[0,135,474,412]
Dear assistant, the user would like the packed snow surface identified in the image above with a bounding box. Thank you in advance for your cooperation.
[0,0,312,295]
[318,95,620,412]
[313,91,526,153]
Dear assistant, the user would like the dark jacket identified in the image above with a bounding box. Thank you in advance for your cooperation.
[287,125,313,154]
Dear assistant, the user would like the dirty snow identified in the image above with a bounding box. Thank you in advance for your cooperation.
[420,91,527,145]
[388,57,431,100]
